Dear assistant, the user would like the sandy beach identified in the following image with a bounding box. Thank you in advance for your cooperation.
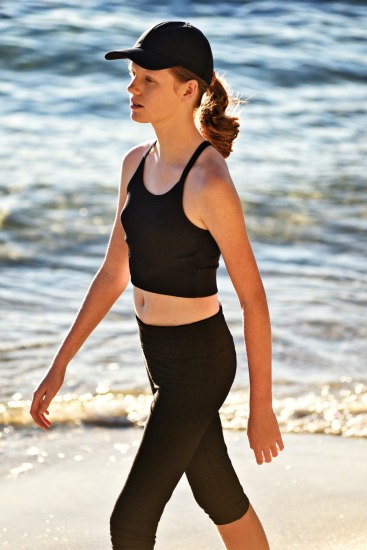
[1,429,366,550]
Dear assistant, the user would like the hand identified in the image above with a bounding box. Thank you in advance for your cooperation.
[247,408,284,465]
[30,366,65,430]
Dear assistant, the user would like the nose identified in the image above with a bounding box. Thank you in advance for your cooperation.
[127,77,140,95]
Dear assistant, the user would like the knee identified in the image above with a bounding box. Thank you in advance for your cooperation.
[109,507,121,548]
[210,496,250,526]
[109,505,155,550]
[110,504,130,549]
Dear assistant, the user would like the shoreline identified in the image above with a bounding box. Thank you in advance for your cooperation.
[1,429,367,549]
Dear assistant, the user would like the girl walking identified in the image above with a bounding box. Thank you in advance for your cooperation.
[31,21,283,549]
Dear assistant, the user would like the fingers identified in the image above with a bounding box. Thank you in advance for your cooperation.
[30,389,52,430]
[40,392,53,414]
[270,444,278,458]
[252,439,285,465]
[277,435,285,451]
[253,448,271,465]
[253,448,272,465]
[253,449,264,465]
[30,367,64,430]
[247,411,285,465]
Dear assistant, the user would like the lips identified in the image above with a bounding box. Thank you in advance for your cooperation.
[130,99,143,109]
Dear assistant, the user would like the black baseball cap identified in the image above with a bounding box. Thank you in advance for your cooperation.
[105,21,214,87]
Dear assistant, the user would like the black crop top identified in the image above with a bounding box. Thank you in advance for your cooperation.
[121,141,221,298]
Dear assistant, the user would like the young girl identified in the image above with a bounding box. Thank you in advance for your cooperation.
[31,21,284,550]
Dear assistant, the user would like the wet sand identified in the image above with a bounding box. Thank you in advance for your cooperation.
[1,430,367,549]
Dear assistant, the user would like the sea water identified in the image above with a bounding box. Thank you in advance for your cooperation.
[1,0,366,478]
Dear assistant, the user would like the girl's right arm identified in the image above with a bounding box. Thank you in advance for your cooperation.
[30,147,142,430]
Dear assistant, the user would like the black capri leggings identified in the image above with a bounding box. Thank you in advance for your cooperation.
[110,306,250,549]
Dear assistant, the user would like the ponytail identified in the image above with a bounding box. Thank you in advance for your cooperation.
[170,67,244,158]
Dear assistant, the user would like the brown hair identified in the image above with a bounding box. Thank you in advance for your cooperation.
[170,66,244,158]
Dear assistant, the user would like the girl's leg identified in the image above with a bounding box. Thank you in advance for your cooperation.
[110,308,252,549]
[110,387,224,549]
[185,414,249,525]
[185,414,268,549]
[217,505,270,550]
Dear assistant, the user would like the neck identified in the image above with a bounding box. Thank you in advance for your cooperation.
[151,115,205,164]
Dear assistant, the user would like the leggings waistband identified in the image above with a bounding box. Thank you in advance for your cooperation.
[136,305,234,358]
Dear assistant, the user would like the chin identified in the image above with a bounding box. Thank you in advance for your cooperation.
[130,112,150,124]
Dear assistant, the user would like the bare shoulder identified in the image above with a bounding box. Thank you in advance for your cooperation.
[193,145,238,201]
[185,144,243,231]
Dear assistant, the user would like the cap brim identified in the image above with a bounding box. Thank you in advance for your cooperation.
[104,47,176,70]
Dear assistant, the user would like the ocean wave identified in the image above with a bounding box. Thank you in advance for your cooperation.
[2,381,367,438]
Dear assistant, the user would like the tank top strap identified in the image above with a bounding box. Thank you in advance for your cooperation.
[143,141,157,160]
[127,141,157,192]
[179,141,211,184]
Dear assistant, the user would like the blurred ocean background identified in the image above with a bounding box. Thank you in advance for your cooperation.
[1,0,366,479]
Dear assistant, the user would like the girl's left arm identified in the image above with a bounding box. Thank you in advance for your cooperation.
[198,165,284,465]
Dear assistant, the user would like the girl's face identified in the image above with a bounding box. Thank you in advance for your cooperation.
[127,63,187,124]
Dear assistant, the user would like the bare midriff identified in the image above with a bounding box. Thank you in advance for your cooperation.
[133,286,221,326]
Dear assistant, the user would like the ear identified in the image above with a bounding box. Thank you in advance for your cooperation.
[182,79,199,102]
